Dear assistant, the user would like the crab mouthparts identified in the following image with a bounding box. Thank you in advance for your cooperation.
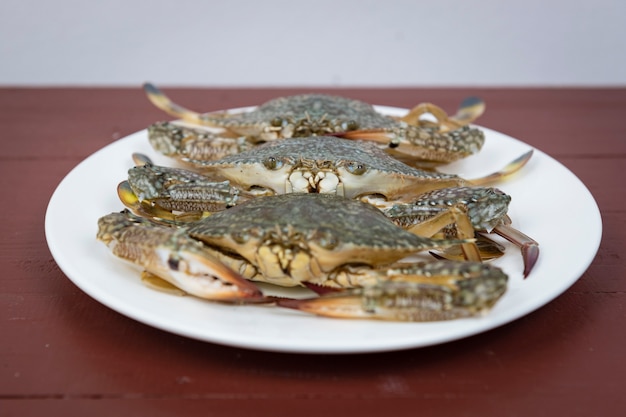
[286,170,343,195]
[255,243,320,287]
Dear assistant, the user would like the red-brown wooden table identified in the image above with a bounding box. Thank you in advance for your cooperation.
[1,87,624,416]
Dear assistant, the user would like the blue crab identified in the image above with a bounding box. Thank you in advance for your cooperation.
[97,194,508,321]
[144,83,486,167]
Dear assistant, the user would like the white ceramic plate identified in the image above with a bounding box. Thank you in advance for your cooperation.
[45,106,602,354]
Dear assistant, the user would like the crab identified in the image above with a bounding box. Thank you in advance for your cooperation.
[97,193,508,321]
[118,136,538,276]
[144,83,486,167]
[121,136,530,213]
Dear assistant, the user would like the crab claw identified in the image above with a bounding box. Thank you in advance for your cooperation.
[339,124,485,166]
[278,261,508,322]
[117,180,185,223]
[336,98,488,166]
[97,211,263,301]
[150,244,263,301]
[117,160,250,223]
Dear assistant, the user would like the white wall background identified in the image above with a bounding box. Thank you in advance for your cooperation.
[2,0,625,86]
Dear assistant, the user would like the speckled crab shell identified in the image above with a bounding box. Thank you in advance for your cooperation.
[182,193,466,287]
[187,136,470,201]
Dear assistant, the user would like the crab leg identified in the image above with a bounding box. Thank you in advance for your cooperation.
[144,83,255,132]
[400,97,486,132]
[376,186,539,277]
[468,150,534,186]
[447,96,487,127]
[97,211,263,301]
[377,149,532,189]
[144,83,210,126]
[490,218,539,278]
[278,260,508,322]
[402,205,482,263]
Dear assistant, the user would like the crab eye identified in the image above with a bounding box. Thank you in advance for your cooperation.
[345,161,367,175]
[231,230,250,244]
[168,256,180,271]
[263,156,284,170]
[313,228,339,249]
[270,117,284,127]
[341,120,359,131]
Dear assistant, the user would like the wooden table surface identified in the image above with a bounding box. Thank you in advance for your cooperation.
[1,87,624,416]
